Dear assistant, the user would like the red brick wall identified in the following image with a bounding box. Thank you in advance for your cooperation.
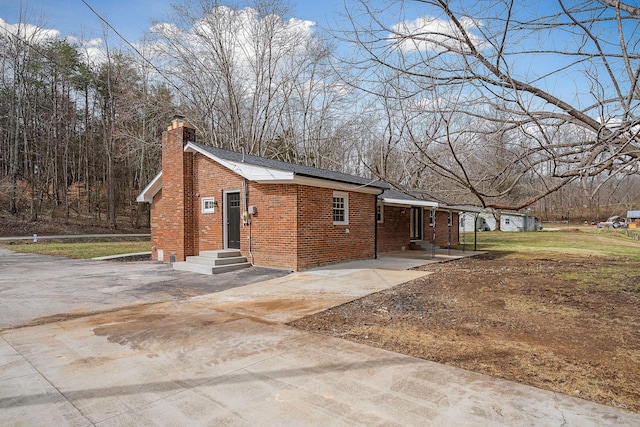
[191,155,299,269]
[153,123,195,262]
[179,152,380,270]
[243,183,298,270]
[424,210,459,247]
[150,190,162,261]
[152,134,379,270]
[377,205,411,252]
[296,187,376,270]
[192,155,242,253]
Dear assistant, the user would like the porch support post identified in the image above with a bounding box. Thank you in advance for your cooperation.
[474,212,479,251]
[431,207,437,259]
[448,211,451,255]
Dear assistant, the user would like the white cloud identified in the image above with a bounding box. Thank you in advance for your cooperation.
[390,15,486,53]
[0,19,108,65]
[0,17,59,43]
[152,6,316,68]
[65,35,106,65]
[150,5,319,93]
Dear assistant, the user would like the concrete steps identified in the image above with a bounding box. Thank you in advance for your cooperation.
[173,249,251,275]
[409,241,439,251]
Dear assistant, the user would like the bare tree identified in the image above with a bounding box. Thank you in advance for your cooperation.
[150,0,357,170]
[338,0,640,209]
[0,8,179,226]
[0,13,50,214]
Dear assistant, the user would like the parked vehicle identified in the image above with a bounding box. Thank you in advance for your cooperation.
[597,216,627,228]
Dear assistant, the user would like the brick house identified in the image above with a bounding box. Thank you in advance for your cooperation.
[137,118,462,271]
[377,189,461,252]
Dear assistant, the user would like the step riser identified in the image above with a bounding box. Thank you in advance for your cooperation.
[210,263,251,274]
[173,262,215,275]
[409,241,439,251]
[173,261,251,275]
[186,256,248,266]
[199,250,242,259]
[175,249,249,275]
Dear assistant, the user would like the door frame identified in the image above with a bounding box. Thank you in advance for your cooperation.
[410,206,423,241]
[223,189,241,249]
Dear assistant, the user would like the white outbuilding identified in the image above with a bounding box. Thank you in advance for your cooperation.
[459,211,540,232]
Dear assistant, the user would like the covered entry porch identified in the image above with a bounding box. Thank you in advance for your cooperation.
[376,189,465,255]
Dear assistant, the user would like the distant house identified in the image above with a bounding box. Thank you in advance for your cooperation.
[628,210,640,222]
[137,118,468,271]
[627,210,640,229]
[459,211,539,232]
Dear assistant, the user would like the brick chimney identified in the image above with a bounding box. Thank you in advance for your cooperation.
[159,116,196,262]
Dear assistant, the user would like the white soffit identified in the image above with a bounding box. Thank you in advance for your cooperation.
[288,176,382,194]
[445,205,483,213]
[185,143,293,181]
[136,171,162,203]
[381,197,439,208]
[185,143,381,193]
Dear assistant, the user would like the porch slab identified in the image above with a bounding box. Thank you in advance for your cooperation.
[189,268,430,324]
[307,248,485,274]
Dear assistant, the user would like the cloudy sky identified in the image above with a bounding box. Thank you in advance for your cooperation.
[0,0,613,111]
[0,0,353,42]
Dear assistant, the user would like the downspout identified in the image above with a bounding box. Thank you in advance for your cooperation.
[375,189,384,260]
[243,179,254,266]
[431,207,437,259]
[249,219,254,266]
[447,210,452,256]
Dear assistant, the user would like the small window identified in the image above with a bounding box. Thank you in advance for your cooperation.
[376,202,384,223]
[429,209,435,226]
[447,211,453,227]
[202,197,216,214]
[505,217,511,225]
[333,191,349,225]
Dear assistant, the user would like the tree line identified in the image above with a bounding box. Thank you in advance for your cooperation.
[0,23,172,227]
[1,0,638,228]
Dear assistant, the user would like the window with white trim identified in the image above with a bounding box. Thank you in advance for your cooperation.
[429,209,435,226]
[376,202,384,223]
[448,211,453,227]
[201,197,216,214]
[333,191,349,225]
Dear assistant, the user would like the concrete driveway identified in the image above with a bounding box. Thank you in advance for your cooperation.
[0,248,288,330]
[1,248,639,426]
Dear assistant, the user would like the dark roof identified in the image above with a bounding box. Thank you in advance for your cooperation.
[379,188,451,205]
[379,188,422,202]
[406,190,452,205]
[192,142,390,189]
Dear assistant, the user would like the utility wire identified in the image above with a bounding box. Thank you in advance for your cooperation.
[80,0,191,102]
[0,23,68,70]
[2,6,188,104]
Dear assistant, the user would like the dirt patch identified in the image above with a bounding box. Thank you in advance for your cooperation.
[91,307,244,350]
[290,253,640,413]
